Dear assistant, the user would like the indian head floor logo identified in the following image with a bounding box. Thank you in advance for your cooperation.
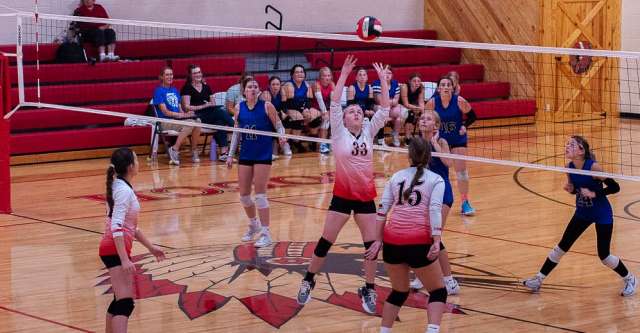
[94,240,568,329]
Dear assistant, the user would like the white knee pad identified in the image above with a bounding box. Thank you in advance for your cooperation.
[399,106,409,122]
[321,119,330,130]
[254,193,269,209]
[456,170,469,181]
[548,246,566,263]
[239,195,254,208]
[602,255,620,269]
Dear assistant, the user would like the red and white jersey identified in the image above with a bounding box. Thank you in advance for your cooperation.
[378,167,444,245]
[330,101,388,201]
[99,178,140,257]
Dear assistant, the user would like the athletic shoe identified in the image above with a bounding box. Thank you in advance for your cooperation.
[218,153,228,162]
[377,138,385,146]
[461,200,476,216]
[392,134,401,147]
[282,142,293,156]
[622,274,637,297]
[426,324,441,333]
[107,54,120,62]
[410,278,424,290]
[168,147,180,165]
[254,230,273,248]
[523,275,543,292]
[445,277,460,295]
[192,151,200,163]
[297,279,315,305]
[319,143,330,154]
[358,286,377,314]
[241,221,261,242]
[271,154,279,161]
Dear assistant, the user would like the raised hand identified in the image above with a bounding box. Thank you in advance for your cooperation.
[372,62,389,80]
[340,54,358,75]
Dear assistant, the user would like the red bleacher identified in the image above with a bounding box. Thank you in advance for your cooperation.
[5,29,536,156]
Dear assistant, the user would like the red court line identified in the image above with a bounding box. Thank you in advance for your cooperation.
[0,305,94,332]
[268,199,640,264]
[0,221,43,228]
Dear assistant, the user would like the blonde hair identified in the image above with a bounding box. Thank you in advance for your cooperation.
[318,67,333,79]
[423,109,441,129]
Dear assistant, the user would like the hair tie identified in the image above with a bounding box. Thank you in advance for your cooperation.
[108,163,115,169]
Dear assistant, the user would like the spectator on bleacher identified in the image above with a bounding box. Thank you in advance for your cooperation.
[312,67,334,154]
[181,64,233,162]
[261,76,284,159]
[281,64,321,154]
[400,73,425,144]
[372,66,402,147]
[225,73,253,115]
[347,67,374,119]
[447,71,461,95]
[153,67,202,165]
[74,0,118,62]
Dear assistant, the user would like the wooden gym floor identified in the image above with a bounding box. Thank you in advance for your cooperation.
[1,122,640,332]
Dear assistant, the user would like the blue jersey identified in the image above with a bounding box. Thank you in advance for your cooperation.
[291,80,308,108]
[353,83,371,110]
[569,159,613,224]
[372,79,400,99]
[429,143,453,207]
[237,100,274,161]
[270,90,283,112]
[435,94,467,146]
[153,86,180,119]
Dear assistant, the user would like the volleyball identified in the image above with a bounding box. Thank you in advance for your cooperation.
[356,16,382,41]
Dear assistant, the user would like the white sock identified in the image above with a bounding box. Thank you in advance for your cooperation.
[426,324,440,333]
[443,275,454,283]
[536,272,547,280]
[261,226,270,233]
[380,327,392,333]
[249,217,259,225]
[624,273,634,280]
[99,52,106,59]
[108,52,115,57]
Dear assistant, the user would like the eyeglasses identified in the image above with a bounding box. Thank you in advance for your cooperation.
[192,71,202,75]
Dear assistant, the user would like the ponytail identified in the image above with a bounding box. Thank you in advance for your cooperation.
[106,164,116,218]
[403,137,432,201]
[403,164,425,201]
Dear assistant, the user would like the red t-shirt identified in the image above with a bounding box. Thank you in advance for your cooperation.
[74,4,109,30]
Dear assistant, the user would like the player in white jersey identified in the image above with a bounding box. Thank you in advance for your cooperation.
[296,56,390,314]
[373,136,447,333]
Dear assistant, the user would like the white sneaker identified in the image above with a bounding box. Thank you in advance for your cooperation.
[377,138,385,146]
[445,277,460,295]
[192,151,201,163]
[168,147,180,165]
[622,274,637,297]
[282,143,292,156]
[410,278,424,290]
[107,54,120,62]
[272,154,279,161]
[392,135,401,147]
[254,230,273,248]
[426,324,440,333]
[241,221,261,242]
[218,153,228,162]
[523,275,543,292]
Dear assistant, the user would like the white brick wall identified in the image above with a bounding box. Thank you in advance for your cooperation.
[0,0,424,44]
[621,0,640,114]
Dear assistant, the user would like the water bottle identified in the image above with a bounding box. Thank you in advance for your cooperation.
[209,138,217,161]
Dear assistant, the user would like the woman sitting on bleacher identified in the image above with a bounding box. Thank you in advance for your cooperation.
[74,0,118,62]
[347,66,374,119]
[225,73,253,115]
[281,64,322,154]
[181,64,233,162]
[312,67,335,155]
[261,76,284,159]
[400,73,425,144]
[153,67,202,165]
[372,66,402,147]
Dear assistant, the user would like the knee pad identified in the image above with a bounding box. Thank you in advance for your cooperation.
[428,287,447,304]
[439,241,445,251]
[456,170,469,181]
[321,119,330,130]
[363,240,378,260]
[313,237,333,258]
[254,193,269,209]
[548,245,566,263]
[282,116,293,129]
[107,297,135,317]
[308,116,322,128]
[601,255,619,269]
[386,289,409,307]
[239,195,254,208]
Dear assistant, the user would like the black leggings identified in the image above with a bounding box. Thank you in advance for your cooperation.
[558,215,612,260]
[81,28,116,47]
[196,106,234,148]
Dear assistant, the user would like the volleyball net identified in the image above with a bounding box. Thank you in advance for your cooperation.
[2,10,640,183]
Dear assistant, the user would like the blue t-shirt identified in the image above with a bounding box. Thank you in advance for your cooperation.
[153,86,181,119]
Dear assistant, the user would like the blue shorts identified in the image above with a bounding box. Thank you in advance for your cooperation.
[443,179,454,207]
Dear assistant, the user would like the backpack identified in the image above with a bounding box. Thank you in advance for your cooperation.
[55,42,87,64]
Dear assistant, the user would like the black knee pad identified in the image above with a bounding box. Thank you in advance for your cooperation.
[363,240,378,260]
[313,237,333,258]
[282,116,293,129]
[386,289,409,307]
[428,287,447,304]
[291,119,305,130]
[439,241,445,251]
[107,297,135,317]
[308,116,322,128]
